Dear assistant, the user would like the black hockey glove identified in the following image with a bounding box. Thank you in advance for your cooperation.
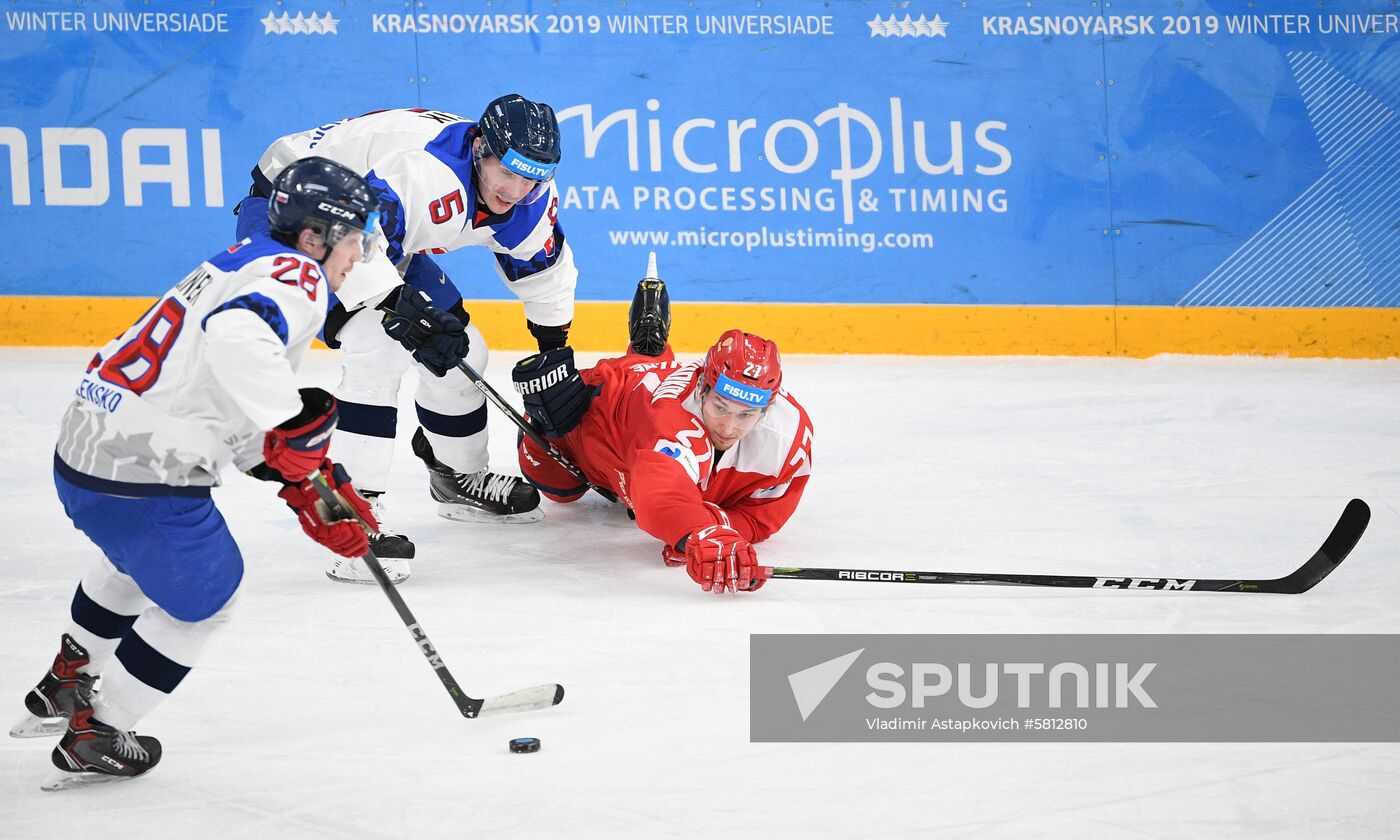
[380,286,468,377]
[512,348,596,438]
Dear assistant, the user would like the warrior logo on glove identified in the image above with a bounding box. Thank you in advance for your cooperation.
[512,348,597,438]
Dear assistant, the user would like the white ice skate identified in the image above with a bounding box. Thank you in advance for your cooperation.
[325,553,411,586]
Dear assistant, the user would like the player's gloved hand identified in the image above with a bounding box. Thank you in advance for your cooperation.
[679,524,764,595]
[512,348,596,438]
[277,460,378,558]
[380,286,468,377]
[263,387,338,483]
[662,503,731,567]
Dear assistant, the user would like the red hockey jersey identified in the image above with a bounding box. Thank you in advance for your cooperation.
[518,354,813,548]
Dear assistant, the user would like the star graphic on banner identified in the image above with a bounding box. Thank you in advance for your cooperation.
[290,11,310,34]
[319,12,340,33]
[867,11,948,39]
[260,11,280,34]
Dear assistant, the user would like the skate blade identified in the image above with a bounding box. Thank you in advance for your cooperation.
[436,503,545,525]
[41,768,146,792]
[324,570,409,586]
[10,713,66,739]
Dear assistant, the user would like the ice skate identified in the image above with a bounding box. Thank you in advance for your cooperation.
[362,492,415,561]
[628,252,670,357]
[412,427,543,524]
[41,702,161,791]
[325,552,410,585]
[11,634,96,739]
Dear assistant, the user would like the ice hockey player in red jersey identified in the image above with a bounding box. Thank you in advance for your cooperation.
[512,255,813,595]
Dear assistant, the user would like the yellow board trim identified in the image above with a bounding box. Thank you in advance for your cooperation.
[2,296,1396,357]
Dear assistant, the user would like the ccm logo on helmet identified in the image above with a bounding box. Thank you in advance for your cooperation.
[317,202,357,220]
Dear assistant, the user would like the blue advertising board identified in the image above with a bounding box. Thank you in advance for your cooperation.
[1,0,1396,312]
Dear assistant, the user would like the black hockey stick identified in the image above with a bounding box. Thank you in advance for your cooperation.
[763,498,1369,594]
[454,359,618,501]
[307,471,565,717]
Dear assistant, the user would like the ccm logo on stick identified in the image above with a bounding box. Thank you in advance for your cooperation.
[1094,578,1196,590]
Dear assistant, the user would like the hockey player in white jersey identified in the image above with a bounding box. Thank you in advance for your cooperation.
[12,158,390,790]
[236,94,574,583]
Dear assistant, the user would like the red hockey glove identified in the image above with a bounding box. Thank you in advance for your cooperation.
[662,503,731,567]
[680,524,764,595]
[277,461,378,558]
[264,388,338,483]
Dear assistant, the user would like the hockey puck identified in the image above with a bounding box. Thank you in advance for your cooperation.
[509,737,541,754]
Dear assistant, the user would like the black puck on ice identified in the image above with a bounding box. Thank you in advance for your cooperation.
[509,737,541,754]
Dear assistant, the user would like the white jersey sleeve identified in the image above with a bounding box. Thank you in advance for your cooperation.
[55,233,329,489]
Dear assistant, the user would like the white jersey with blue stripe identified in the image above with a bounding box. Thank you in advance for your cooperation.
[254,108,576,325]
[55,233,329,491]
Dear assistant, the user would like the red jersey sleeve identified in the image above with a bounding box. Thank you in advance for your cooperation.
[625,407,721,548]
[723,472,811,544]
[702,391,814,544]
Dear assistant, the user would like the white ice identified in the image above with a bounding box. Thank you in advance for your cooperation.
[2,347,1397,838]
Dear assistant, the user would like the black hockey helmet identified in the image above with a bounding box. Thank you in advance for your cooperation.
[473,94,560,205]
[268,156,383,258]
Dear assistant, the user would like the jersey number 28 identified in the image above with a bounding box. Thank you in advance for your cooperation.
[93,297,187,396]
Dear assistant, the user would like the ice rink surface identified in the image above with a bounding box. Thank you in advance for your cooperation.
[2,347,1397,839]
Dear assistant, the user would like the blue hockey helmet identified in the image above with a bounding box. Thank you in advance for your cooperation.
[268,156,384,259]
[473,94,560,206]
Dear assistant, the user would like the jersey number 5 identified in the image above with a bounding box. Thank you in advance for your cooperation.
[429,190,464,224]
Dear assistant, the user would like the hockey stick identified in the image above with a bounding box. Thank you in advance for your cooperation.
[307,471,565,717]
[762,498,1369,594]
[454,359,618,501]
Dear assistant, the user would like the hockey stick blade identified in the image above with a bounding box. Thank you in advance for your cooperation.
[765,498,1370,594]
[1265,497,1369,594]
[471,684,566,718]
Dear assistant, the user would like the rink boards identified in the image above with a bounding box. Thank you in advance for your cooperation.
[3,296,1396,356]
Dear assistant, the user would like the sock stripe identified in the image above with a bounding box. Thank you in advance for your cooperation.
[71,583,137,640]
[416,403,488,438]
[114,631,192,695]
[338,400,398,439]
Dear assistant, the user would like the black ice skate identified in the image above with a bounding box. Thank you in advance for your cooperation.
[42,701,162,791]
[10,634,96,739]
[412,427,543,524]
[628,251,670,357]
[362,492,416,561]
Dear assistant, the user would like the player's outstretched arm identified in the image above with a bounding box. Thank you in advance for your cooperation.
[720,473,812,544]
